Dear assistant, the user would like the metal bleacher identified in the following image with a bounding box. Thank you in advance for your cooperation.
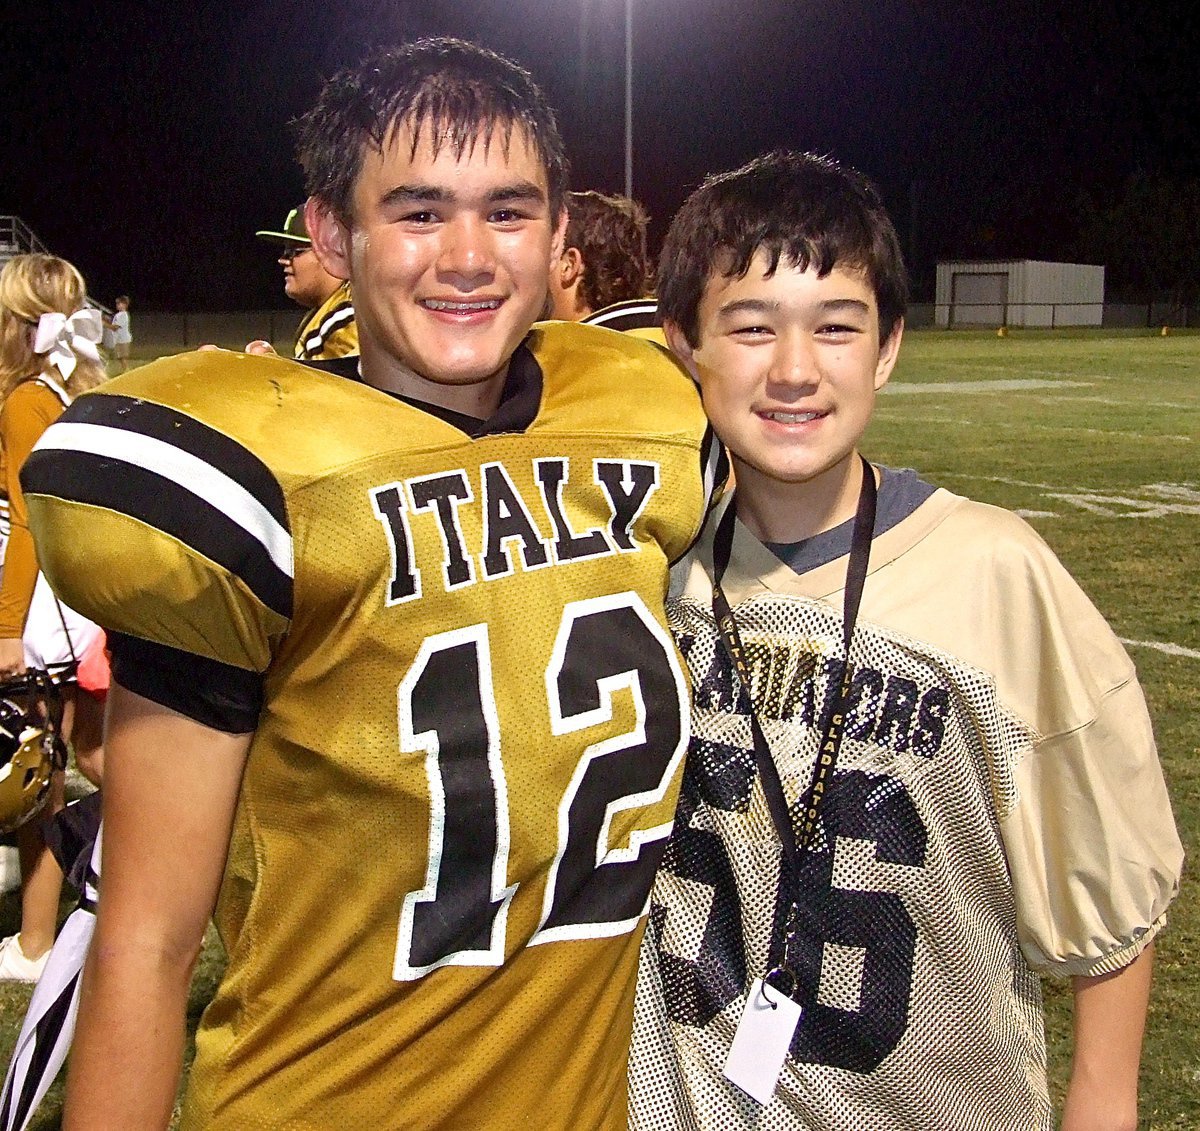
[0,215,49,266]
[0,216,112,318]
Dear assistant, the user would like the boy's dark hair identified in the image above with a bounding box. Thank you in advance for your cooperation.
[566,191,652,311]
[296,37,569,223]
[658,150,907,346]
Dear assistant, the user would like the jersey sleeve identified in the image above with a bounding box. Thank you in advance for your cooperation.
[21,385,293,731]
[992,523,1183,978]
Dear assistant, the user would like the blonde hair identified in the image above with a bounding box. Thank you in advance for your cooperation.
[0,254,107,401]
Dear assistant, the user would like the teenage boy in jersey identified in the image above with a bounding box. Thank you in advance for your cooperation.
[547,190,659,337]
[24,38,719,1130]
[629,150,1181,1131]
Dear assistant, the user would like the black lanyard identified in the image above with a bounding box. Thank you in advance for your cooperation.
[710,456,877,909]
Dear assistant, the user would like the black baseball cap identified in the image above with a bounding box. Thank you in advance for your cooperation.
[255,206,310,245]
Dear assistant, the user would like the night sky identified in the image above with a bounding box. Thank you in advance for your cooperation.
[4,0,1198,310]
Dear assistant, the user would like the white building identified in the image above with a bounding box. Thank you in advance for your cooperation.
[935,259,1105,328]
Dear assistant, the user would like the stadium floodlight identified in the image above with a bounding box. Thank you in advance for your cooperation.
[623,0,633,198]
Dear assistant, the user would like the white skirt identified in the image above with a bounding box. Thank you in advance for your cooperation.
[23,573,103,675]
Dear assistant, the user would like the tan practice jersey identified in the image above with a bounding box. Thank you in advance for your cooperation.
[630,482,1182,1131]
[294,279,358,360]
[24,322,723,1130]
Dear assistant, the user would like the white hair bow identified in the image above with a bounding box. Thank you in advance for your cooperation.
[33,308,103,381]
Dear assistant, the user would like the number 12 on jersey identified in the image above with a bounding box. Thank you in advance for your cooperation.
[393,592,689,981]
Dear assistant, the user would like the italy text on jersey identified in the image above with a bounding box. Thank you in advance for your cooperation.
[370,458,661,600]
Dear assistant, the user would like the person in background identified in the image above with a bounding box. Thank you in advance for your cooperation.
[547,190,660,337]
[107,296,131,373]
[99,311,115,358]
[630,150,1182,1131]
[256,206,357,360]
[0,254,106,983]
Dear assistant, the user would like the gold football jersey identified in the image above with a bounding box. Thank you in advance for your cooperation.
[295,279,358,360]
[25,322,723,1129]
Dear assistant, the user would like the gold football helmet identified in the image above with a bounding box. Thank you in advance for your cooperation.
[0,670,67,834]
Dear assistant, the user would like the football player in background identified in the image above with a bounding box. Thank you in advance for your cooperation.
[256,205,358,360]
[547,189,660,337]
[26,37,721,1130]
[629,151,1181,1131]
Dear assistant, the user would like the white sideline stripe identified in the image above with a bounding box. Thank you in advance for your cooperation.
[1120,638,1200,661]
[34,421,294,579]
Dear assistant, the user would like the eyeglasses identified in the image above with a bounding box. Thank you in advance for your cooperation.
[279,246,312,263]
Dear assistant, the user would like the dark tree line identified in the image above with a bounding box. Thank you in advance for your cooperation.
[1073,173,1200,309]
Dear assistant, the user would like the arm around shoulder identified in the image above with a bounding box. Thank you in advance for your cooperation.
[64,684,252,1131]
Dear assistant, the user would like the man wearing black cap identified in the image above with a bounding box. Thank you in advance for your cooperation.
[256,205,358,360]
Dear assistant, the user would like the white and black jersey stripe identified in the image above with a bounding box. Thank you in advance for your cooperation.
[22,394,293,619]
[301,301,355,360]
[583,299,661,333]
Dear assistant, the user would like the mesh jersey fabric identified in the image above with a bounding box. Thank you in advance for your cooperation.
[629,484,1182,1131]
[23,321,723,1130]
[295,280,358,361]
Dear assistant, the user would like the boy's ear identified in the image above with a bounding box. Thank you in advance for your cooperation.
[874,317,905,391]
[305,198,352,282]
[559,247,584,289]
[663,321,699,380]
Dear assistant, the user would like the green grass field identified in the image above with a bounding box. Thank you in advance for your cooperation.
[871,329,1200,1129]
[0,329,1196,1128]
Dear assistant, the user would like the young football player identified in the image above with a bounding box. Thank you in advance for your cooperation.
[255,205,358,360]
[24,39,720,1130]
[629,150,1182,1131]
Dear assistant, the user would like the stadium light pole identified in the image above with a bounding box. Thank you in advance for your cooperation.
[623,0,633,198]
[579,0,634,197]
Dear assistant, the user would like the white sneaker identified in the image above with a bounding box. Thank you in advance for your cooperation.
[0,933,49,983]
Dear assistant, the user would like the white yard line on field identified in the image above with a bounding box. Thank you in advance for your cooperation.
[939,475,1200,516]
[873,409,1191,443]
[1031,394,1197,412]
[1021,418,1193,441]
[884,379,1092,394]
[1044,492,1200,516]
[910,362,1115,381]
[943,473,1065,491]
[1120,638,1200,661]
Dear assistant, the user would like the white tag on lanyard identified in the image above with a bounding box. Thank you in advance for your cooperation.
[722,977,803,1106]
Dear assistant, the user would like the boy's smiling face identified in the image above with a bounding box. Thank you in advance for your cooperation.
[668,250,902,536]
[308,121,565,414]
